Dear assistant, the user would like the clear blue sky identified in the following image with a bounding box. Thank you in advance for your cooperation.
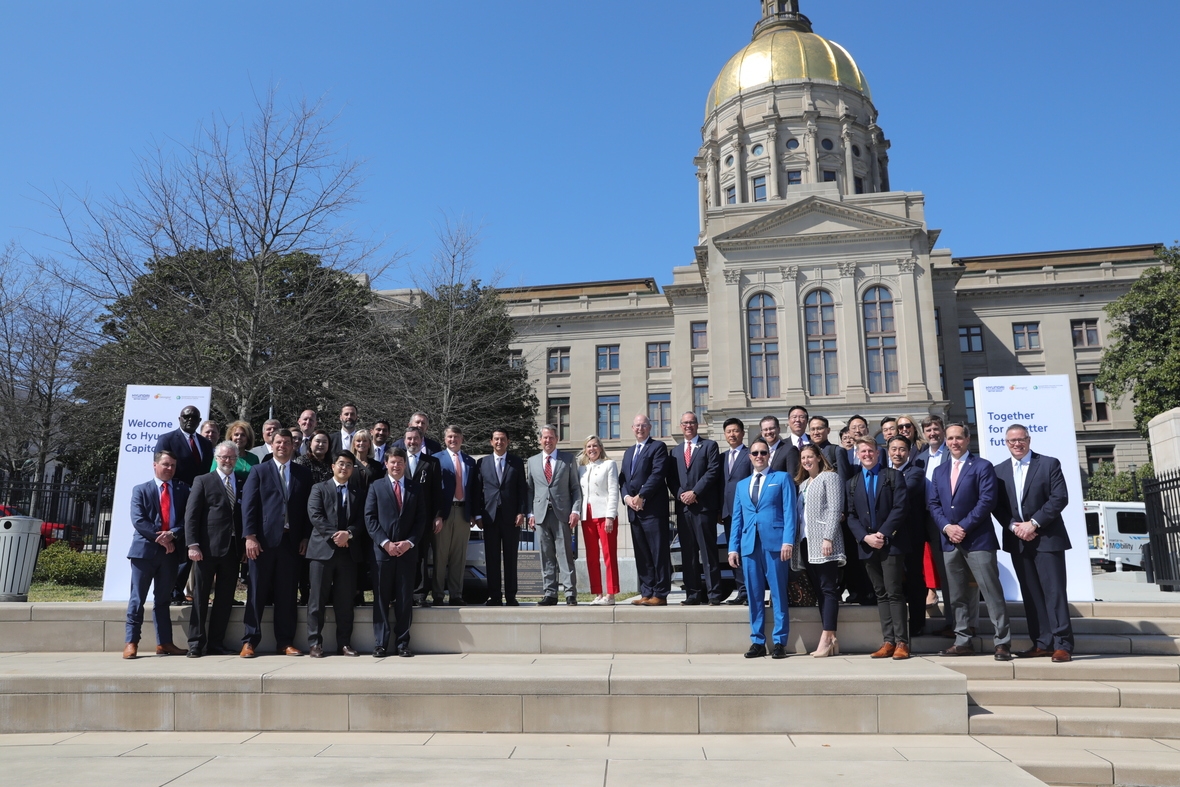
[2,0,1177,290]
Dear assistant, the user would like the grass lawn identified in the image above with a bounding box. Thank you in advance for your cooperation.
[27,582,103,602]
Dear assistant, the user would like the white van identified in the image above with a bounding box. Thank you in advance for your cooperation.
[1086,501,1149,569]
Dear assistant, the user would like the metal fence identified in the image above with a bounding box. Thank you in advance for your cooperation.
[1144,468,1180,591]
[0,475,113,553]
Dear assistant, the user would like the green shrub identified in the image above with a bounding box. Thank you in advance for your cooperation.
[32,541,107,587]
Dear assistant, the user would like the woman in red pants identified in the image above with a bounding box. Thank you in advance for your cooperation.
[578,435,620,605]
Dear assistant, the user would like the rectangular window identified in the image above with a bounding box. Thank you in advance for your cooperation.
[1086,445,1115,476]
[934,308,942,337]
[547,347,571,373]
[963,380,977,424]
[725,186,736,204]
[822,170,838,183]
[1012,322,1041,351]
[1078,374,1109,422]
[939,364,946,399]
[547,397,570,442]
[866,336,899,393]
[692,376,709,422]
[648,392,672,438]
[752,176,767,202]
[596,395,620,440]
[959,325,983,353]
[508,350,523,369]
[690,321,708,350]
[646,341,670,369]
[596,344,619,371]
[854,176,865,194]
[1072,319,1100,347]
[786,170,802,186]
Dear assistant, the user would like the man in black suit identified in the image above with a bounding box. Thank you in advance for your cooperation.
[183,441,243,657]
[240,429,312,658]
[329,403,360,456]
[296,409,318,456]
[391,412,444,456]
[785,405,810,451]
[371,419,392,465]
[719,417,752,605]
[306,450,366,657]
[403,426,444,606]
[759,415,799,476]
[477,427,528,606]
[807,416,842,470]
[993,423,1074,662]
[154,405,215,604]
[836,413,877,605]
[670,411,723,605]
[886,435,931,637]
[620,414,671,606]
[366,447,429,657]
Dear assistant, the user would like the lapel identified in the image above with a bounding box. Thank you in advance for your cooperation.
[1020,453,1038,506]
[951,457,972,501]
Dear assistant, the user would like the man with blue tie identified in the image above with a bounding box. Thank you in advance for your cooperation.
[620,414,671,606]
[727,438,795,659]
[123,450,189,659]
[928,422,1011,660]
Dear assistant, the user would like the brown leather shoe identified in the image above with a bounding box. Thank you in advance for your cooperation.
[643,597,667,606]
[239,643,256,659]
[283,646,304,656]
[122,642,138,659]
[1051,649,1072,663]
[892,642,911,660]
[156,643,186,656]
[1015,647,1053,658]
[308,645,324,658]
[870,642,896,659]
[339,645,359,657]
[631,596,651,606]
[994,644,1013,661]
[939,645,975,656]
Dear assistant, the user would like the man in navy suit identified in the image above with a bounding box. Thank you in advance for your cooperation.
[153,405,214,604]
[306,451,367,657]
[123,450,189,659]
[403,426,444,607]
[886,435,934,637]
[928,422,1012,659]
[670,411,723,605]
[477,427,528,606]
[433,425,481,605]
[727,438,795,659]
[993,424,1074,662]
[367,447,429,657]
[720,418,753,605]
[620,414,671,605]
[239,429,312,657]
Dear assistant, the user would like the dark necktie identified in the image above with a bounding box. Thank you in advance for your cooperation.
[224,475,235,509]
[544,455,553,484]
[751,473,762,505]
[188,434,199,461]
[337,485,348,530]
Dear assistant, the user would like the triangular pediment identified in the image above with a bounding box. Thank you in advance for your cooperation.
[713,197,924,250]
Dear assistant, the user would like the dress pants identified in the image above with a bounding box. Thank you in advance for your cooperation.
[863,550,909,644]
[306,549,357,650]
[944,546,1010,648]
[536,512,577,600]
[172,557,192,603]
[1013,547,1074,653]
[720,516,746,600]
[631,512,671,600]
[483,515,520,603]
[126,551,181,645]
[373,551,416,649]
[800,544,840,631]
[242,530,300,650]
[187,547,239,652]
[678,509,722,603]
[581,513,620,595]
[838,521,874,602]
[927,516,979,629]
[413,528,434,600]
[433,505,470,601]
[741,531,790,646]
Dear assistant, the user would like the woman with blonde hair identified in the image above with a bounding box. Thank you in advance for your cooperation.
[222,420,260,475]
[792,443,845,657]
[578,435,620,605]
[895,415,923,452]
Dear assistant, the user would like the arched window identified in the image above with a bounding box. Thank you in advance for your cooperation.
[863,286,898,393]
[804,289,838,396]
[747,294,780,399]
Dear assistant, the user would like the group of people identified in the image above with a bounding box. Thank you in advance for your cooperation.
[122,402,1075,665]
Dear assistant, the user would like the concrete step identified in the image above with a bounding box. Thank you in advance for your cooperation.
[969,704,1180,738]
[941,655,1180,683]
[968,679,1180,710]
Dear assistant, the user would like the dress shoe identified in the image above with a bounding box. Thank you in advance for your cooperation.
[156,643,186,656]
[939,645,974,656]
[811,636,839,658]
[708,599,722,606]
[892,642,911,660]
[631,596,651,606]
[485,599,503,606]
[1015,647,1053,659]
[505,598,520,606]
[537,596,558,606]
[239,643,256,659]
[186,647,202,658]
[1051,649,1072,663]
[744,643,767,658]
[122,642,138,659]
[680,598,702,606]
[309,645,324,658]
[771,643,788,659]
[206,643,231,656]
[994,644,1012,661]
[373,647,388,658]
[339,645,359,657]
[397,646,414,658]
[643,597,667,606]
[283,646,304,656]
[725,595,748,606]
[870,642,896,659]
[566,597,577,606]
[450,597,465,607]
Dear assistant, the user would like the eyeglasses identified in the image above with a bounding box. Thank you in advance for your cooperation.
[1005,438,1030,445]
[898,423,915,431]
[749,450,769,456]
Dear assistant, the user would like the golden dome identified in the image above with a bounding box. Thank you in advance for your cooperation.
[705,28,871,119]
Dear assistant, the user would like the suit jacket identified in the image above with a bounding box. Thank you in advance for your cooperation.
[813,440,841,472]
[249,444,273,463]
[128,478,189,559]
[407,451,444,522]
[669,438,722,515]
[526,451,582,524]
[477,452,528,524]
[766,439,800,477]
[365,475,428,561]
[579,459,620,520]
[895,460,929,548]
[728,470,796,557]
[845,465,908,558]
[435,448,481,521]
[328,429,357,457]
[306,478,367,562]
[183,470,242,559]
[619,439,670,524]
[927,452,999,552]
[153,428,214,487]
[242,459,313,549]
[721,445,753,522]
[993,451,1071,554]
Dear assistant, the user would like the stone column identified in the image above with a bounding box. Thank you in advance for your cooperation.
[896,257,930,400]
[841,123,855,195]
[721,268,749,406]
[735,141,747,203]
[868,125,881,193]
[709,153,720,207]
[696,170,708,235]
[766,127,780,199]
[838,262,867,403]
[779,265,805,401]
[804,118,819,183]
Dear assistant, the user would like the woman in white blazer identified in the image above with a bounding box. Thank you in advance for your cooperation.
[791,444,845,657]
[578,435,620,605]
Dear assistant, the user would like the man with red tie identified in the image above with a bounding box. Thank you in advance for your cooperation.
[153,405,214,605]
[433,425,481,606]
[526,425,582,605]
[124,450,190,659]
[670,411,723,605]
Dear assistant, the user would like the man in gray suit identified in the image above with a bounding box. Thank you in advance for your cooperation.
[249,419,281,462]
[526,425,582,605]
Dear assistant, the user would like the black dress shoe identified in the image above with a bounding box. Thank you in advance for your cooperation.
[994,644,1012,661]
[745,643,768,658]
[505,598,520,606]
[309,645,325,658]
[725,597,748,606]
[566,597,577,606]
[450,597,465,607]
[339,646,359,657]
[485,599,503,606]
[708,599,722,606]
[373,647,388,658]
[537,596,558,606]
[771,643,788,659]
[186,648,202,658]
[397,646,414,658]
[680,598,702,606]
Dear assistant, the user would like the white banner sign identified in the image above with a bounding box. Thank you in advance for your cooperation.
[973,374,1095,602]
[102,385,213,601]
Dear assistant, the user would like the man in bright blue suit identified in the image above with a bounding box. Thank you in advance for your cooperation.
[727,437,796,659]
[123,450,190,659]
